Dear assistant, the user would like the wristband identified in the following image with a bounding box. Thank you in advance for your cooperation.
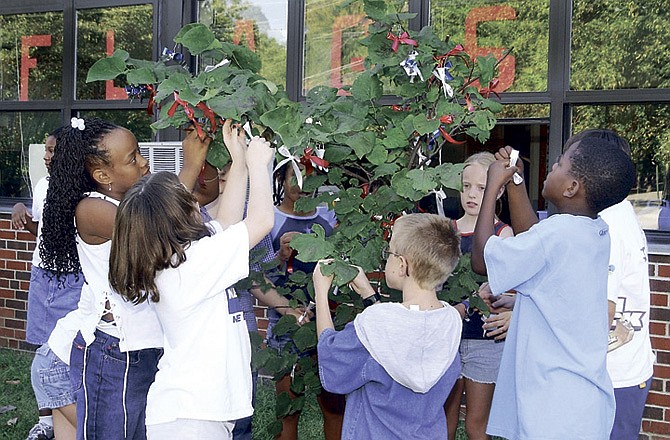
[362,292,381,308]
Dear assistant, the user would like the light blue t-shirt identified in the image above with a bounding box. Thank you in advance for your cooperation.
[484,214,615,440]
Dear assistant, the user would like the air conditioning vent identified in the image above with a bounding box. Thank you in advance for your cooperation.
[138,142,183,174]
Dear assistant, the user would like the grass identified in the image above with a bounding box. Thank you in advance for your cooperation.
[0,348,471,440]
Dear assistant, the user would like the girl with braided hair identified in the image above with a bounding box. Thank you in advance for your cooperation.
[42,117,210,440]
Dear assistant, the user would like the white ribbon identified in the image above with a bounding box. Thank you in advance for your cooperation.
[71,117,85,131]
[433,67,454,98]
[274,146,304,189]
[204,58,230,73]
[400,51,424,83]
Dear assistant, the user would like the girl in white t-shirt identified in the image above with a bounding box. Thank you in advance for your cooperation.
[108,133,275,440]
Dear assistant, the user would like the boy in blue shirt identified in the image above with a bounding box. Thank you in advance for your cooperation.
[313,213,463,439]
[471,137,636,439]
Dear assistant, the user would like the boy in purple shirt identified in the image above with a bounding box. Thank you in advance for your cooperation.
[313,213,463,439]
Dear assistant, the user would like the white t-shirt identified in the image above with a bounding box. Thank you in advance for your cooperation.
[31,176,49,268]
[146,221,252,425]
[601,200,655,387]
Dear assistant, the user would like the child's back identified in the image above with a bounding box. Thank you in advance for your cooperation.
[484,213,613,439]
[319,302,461,439]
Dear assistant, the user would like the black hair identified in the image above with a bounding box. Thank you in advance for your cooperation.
[567,136,636,213]
[565,128,632,158]
[40,118,119,277]
[48,126,64,140]
[273,161,289,206]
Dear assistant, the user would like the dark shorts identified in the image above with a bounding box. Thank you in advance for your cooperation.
[70,330,162,440]
[610,377,652,440]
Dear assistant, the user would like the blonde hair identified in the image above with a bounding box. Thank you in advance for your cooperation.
[463,151,496,170]
[392,214,461,290]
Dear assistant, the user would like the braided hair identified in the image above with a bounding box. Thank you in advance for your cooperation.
[40,118,118,277]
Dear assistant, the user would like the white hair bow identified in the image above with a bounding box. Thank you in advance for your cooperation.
[274,146,304,189]
[70,117,85,131]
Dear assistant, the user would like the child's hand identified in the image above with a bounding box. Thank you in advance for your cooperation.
[487,159,517,191]
[182,127,211,168]
[495,146,526,176]
[479,283,516,312]
[222,119,247,162]
[483,310,512,340]
[284,305,314,326]
[246,136,274,169]
[11,203,31,230]
[347,266,375,298]
[313,260,335,296]
[278,231,300,262]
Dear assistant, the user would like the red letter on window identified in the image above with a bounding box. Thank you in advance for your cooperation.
[106,30,128,100]
[330,15,368,94]
[20,35,52,101]
[465,6,516,92]
[233,20,256,51]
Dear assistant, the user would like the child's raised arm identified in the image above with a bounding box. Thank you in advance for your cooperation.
[241,135,274,248]
[179,127,211,190]
[494,147,538,234]
[215,120,250,228]
[313,260,335,338]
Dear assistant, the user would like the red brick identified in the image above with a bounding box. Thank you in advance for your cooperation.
[5,299,25,310]
[15,329,25,340]
[645,405,664,420]
[654,364,670,379]
[651,322,668,337]
[0,288,16,299]
[6,260,26,271]
[4,319,24,329]
[0,327,14,338]
[642,419,670,435]
[0,308,12,318]
[660,265,670,278]
[0,249,17,260]
[648,391,670,408]
[6,241,27,250]
[0,230,16,239]
[651,254,670,264]
[659,351,670,366]
[15,231,35,241]
[653,294,668,307]
[19,281,30,291]
[653,378,664,391]
[0,279,7,288]
[652,279,670,293]
[0,219,11,229]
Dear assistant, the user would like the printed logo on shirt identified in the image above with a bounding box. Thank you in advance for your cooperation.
[226,287,244,325]
[612,296,646,331]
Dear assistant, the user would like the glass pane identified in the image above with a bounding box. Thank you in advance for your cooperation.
[78,110,153,142]
[572,1,670,90]
[430,1,549,92]
[76,5,153,100]
[0,12,64,101]
[199,0,288,87]
[303,0,370,93]
[499,104,550,119]
[572,104,670,231]
[0,112,61,198]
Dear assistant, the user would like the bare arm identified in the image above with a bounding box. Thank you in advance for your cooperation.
[215,121,249,228]
[608,300,616,329]
[313,261,335,338]
[74,197,118,244]
[495,147,538,234]
[178,128,211,191]
[11,203,38,236]
[241,136,275,248]
[249,276,310,324]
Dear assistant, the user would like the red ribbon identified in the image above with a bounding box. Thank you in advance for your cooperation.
[145,84,155,116]
[480,78,501,99]
[386,31,417,52]
[299,147,330,176]
[434,44,466,64]
[440,115,454,125]
[167,92,220,139]
[439,127,466,145]
[196,102,218,133]
[465,95,475,113]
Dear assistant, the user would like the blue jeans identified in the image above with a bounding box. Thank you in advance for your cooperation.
[610,377,652,440]
[31,343,75,409]
[70,330,162,440]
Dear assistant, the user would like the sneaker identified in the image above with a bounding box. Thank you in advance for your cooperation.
[25,421,54,440]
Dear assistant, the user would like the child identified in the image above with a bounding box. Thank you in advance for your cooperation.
[314,213,463,439]
[12,129,82,440]
[268,161,345,440]
[42,117,210,440]
[108,133,275,439]
[471,136,636,439]
[444,152,513,440]
[567,129,655,440]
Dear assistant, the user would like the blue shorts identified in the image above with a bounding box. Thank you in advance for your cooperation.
[26,266,84,345]
[70,330,162,440]
[31,343,75,409]
[459,339,505,384]
[610,377,652,440]
[266,308,298,352]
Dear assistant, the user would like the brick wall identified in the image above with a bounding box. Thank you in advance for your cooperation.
[1,211,669,437]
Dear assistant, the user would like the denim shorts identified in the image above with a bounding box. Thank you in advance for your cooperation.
[70,330,162,440]
[459,339,505,384]
[31,343,75,409]
[266,308,297,352]
[26,266,84,345]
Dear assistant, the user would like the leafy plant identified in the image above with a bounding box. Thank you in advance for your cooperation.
[87,0,504,432]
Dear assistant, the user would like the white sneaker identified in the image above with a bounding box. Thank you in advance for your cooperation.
[25,421,54,440]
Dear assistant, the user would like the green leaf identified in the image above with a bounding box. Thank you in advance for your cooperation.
[272,315,299,337]
[473,110,496,132]
[391,170,424,200]
[351,72,382,101]
[373,162,400,179]
[348,132,377,158]
[368,142,389,165]
[275,392,292,418]
[86,57,126,82]
[293,325,317,352]
[111,49,129,61]
[290,229,336,262]
[435,163,465,191]
[364,0,389,21]
[253,79,278,95]
[407,168,437,192]
[381,127,409,150]
[176,24,221,55]
[125,67,156,86]
[323,145,353,163]
[412,115,440,136]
